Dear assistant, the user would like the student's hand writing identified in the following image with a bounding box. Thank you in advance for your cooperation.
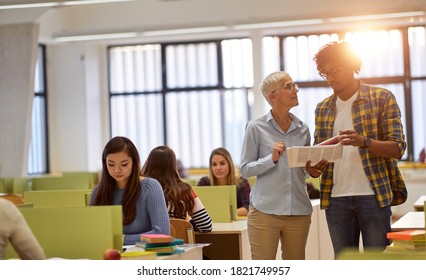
[305,160,327,178]
[272,141,286,164]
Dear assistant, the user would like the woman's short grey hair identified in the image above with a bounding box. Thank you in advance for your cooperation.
[259,71,290,106]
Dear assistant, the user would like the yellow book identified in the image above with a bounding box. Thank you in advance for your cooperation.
[120,251,157,260]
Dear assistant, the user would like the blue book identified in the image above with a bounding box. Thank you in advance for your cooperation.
[156,248,185,256]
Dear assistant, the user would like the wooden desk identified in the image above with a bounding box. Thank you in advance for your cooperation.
[195,220,250,260]
[391,211,425,231]
[413,195,426,211]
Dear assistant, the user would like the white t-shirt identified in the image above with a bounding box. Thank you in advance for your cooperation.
[332,92,374,197]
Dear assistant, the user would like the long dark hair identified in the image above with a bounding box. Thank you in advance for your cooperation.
[141,146,194,219]
[93,136,141,225]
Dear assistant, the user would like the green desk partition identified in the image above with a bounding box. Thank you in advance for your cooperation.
[4,205,122,260]
[85,192,92,206]
[23,189,92,208]
[192,185,237,223]
[32,176,91,191]
[12,177,31,193]
[182,178,197,186]
[306,176,320,190]
[248,177,256,189]
[0,178,13,193]
[0,177,31,194]
[337,248,426,260]
[62,171,99,188]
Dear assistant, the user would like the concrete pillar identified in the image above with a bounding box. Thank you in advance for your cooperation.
[0,23,39,177]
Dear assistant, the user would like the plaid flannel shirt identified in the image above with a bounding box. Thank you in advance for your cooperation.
[314,80,406,209]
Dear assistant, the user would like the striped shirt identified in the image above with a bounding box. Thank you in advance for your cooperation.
[314,80,406,209]
[169,191,213,233]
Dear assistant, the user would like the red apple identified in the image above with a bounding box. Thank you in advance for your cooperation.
[103,248,121,260]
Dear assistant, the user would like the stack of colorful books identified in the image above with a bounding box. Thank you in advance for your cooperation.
[386,229,426,252]
[137,234,185,256]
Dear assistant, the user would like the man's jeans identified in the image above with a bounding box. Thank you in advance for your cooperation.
[325,195,391,258]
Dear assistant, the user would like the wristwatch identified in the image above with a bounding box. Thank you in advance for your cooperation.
[361,137,371,149]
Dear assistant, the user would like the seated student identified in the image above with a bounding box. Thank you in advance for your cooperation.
[197,147,251,216]
[0,199,45,259]
[176,159,189,179]
[89,136,170,245]
[419,148,425,163]
[141,146,212,232]
[306,182,320,199]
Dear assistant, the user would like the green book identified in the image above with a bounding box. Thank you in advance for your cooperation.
[144,245,177,253]
[392,239,426,250]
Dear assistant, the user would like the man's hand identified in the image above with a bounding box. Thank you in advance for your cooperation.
[305,160,327,178]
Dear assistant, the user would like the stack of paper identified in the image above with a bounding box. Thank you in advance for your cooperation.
[287,136,343,168]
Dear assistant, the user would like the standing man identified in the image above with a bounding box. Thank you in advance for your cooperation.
[311,40,407,257]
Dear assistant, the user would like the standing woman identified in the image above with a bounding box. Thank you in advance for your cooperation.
[90,136,170,245]
[141,146,212,232]
[239,71,324,260]
[197,147,251,216]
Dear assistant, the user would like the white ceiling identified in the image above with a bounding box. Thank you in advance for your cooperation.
[0,0,425,43]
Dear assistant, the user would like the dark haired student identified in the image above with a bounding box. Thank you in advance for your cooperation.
[90,136,170,245]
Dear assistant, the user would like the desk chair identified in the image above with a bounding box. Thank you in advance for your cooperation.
[169,218,195,244]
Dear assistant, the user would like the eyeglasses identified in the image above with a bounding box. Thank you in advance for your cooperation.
[271,83,299,93]
[320,66,343,79]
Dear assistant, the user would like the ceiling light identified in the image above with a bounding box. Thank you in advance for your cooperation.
[0,0,134,10]
[328,11,426,23]
[53,32,138,42]
[143,26,228,37]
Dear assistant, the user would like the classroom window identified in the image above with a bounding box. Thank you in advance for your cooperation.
[108,39,253,167]
[409,27,426,160]
[28,45,48,174]
[263,27,426,160]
